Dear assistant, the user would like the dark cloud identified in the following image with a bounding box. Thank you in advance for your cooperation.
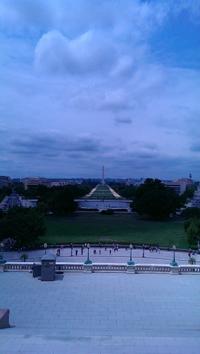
[11,134,103,158]
[190,143,200,152]
[115,117,132,124]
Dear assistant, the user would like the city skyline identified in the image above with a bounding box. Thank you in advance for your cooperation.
[0,0,200,178]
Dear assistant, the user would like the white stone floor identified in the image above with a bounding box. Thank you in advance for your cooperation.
[1,272,200,354]
[3,246,199,265]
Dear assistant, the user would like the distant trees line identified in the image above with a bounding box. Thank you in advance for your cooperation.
[0,179,198,249]
[1,179,195,218]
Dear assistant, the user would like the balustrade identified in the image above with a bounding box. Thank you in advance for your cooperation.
[1,261,200,274]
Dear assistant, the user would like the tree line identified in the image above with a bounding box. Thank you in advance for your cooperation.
[0,179,197,249]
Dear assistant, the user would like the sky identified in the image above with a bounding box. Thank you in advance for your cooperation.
[0,0,200,179]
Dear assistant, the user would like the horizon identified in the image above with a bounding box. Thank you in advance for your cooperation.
[2,174,195,182]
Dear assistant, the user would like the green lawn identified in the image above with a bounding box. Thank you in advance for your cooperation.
[40,213,188,248]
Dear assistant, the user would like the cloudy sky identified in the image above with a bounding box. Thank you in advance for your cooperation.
[0,0,200,179]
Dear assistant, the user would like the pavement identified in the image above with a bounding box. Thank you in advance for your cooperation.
[1,272,200,354]
[2,246,198,265]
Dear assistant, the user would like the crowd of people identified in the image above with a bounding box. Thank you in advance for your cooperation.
[54,243,165,258]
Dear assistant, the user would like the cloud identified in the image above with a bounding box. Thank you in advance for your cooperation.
[0,0,53,32]
[190,143,200,152]
[34,29,117,75]
[100,89,134,111]
[115,116,132,125]
[0,0,200,178]
[11,133,103,158]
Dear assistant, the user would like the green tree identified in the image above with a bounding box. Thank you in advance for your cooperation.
[179,185,196,206]
[134,178,180,219]
[0,207,46,248]
[182,207,200,219]
[23,184,91,215]
[184,217,200,246]
[47,188,76,215]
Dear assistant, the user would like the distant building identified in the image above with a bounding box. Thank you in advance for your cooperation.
[164,178,193,195]
[75,167,132,212]
[75,183,132,212]
[21,177,50,190]
[0,191,38,212]
[0,176,11,188]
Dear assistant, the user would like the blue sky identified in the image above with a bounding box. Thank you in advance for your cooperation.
[0,0,200,179]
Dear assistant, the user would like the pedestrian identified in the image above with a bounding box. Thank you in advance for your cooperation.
[109,249,112,255]
[75,250,78,256]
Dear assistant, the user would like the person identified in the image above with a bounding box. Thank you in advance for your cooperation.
[99,249,101,255]
[109,249,112,255]
[93,249,96,255]
[75,250,78,256]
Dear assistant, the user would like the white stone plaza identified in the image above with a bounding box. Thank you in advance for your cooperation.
[3,246,199,265]
[1,272,200,354]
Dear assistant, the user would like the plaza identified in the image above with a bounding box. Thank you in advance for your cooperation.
[1,272,200,354]
[2,246,198,265]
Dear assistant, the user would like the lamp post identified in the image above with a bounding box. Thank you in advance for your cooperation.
[170,245,178,266]
[197,239,200,252]
[43,243,47,255]
[142,244,145,258]
[127,243,134,265]
[85,243,92,264]
[0,242,4,263]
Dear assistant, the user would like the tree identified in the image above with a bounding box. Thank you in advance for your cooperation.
[179,185,196,206]
[184,217,200,246]
[182,207,200,219]
[23,184,91,215]
[134,178,180,219]
[0,207,46,248]
[47,188,76,215]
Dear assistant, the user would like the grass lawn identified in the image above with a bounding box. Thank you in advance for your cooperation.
[40,212,188,248]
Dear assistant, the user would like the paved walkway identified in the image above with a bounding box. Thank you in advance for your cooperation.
[2,246,198,264]
[1,272,200,354]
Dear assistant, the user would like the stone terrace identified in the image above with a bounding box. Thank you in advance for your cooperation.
[1,272,200,354]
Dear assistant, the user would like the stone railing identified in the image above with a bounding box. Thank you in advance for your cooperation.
[3,262,35,272]
[1,261,200,274]
[56,262,84,272]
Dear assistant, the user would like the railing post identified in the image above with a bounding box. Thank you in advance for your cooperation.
[170,265,180,275]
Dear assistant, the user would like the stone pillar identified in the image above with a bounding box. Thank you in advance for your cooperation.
[170,266,180,275]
